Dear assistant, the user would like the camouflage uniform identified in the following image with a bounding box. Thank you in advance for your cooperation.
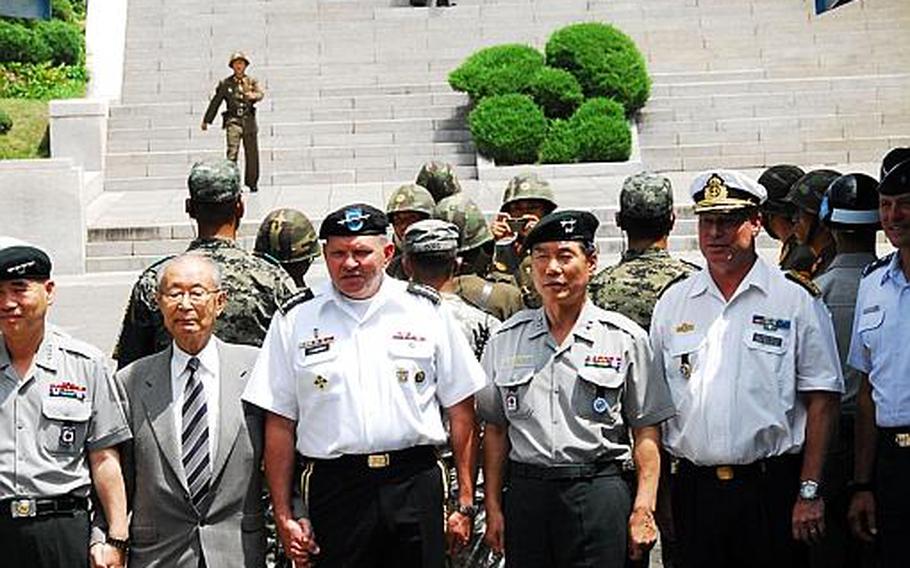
[254,207,319,289]
[387,183,435,280]
[113,161,296,368]
[416,160,462,203]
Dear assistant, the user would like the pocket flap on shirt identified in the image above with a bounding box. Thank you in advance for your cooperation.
[493,367,534,388]
[42,397,92,422]
[388,339,434,360]
[667,334,704,357]
[857,309,884,332]
[577,366,625,389]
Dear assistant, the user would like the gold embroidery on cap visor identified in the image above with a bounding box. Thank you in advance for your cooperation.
[695,174,757,213]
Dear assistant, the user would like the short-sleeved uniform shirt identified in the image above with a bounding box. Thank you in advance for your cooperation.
[476,300,675,466]
[650,257,844,466]
[848,252,910,428]
[242,277,487,459]
[0,326,131,498]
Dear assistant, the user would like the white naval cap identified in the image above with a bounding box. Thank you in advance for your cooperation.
[689,170,767,214]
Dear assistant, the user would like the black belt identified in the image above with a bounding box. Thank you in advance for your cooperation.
[303,445,438,473]
[673,453,801,482]
[878,427,910,449]
[0,496,88,520]
[510,460,621,480]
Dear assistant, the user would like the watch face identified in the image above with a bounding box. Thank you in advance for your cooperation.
[800,481,819,500]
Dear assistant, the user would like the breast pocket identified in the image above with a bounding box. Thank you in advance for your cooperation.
[41,397,92,456]
[573,367,624,424]
[742,330,791,398]
[494,368,535,420]
[389,340,436,405]
[857,309,884,355]
[295,350,342,399]
[665,335,704,382]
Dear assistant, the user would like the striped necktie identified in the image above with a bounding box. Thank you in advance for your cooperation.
[181,356,211,509]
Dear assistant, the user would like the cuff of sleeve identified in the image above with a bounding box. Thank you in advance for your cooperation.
[629,405,676,429]
[86,427,133,452]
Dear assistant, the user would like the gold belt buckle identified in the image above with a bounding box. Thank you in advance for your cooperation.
[895,433,910,448]
[10,498,37,518]
[367,454,390,468]
[715,466,735,481]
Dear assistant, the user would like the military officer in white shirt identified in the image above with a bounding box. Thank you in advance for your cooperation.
[650,170,844,568]
[242,203,487,568]
[847,156,910,568]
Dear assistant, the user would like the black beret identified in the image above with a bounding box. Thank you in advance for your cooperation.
[319,203,389,239]
[877,158,910,196]
[0,238,52,281]
[522,210,599,251]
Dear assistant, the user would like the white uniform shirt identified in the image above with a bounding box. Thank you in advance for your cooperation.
[170,340,220,457]
[650,256,843,465]
[242,277,487,458]
[848,252,910,428]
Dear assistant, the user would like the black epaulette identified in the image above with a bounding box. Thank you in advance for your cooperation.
[680,258,703,271]
[658,271,692,298]
[407,282,440,305]
[785,270,821,297]
[277,288,314,315]
[861,252,894,278]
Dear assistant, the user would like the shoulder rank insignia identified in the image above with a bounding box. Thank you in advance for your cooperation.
[658,271,692,297]
[861,252,894,278]
[785,270,821,297]
[278,287,315,315]
[406,282,440,305]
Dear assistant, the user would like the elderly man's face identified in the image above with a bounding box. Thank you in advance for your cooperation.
[158,257,225,352]
[0,278,54,339]
[323,236,394,300]
[530,241,595,308]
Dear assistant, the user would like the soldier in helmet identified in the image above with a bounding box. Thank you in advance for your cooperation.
[113,160,296,369]
[758,164,817,273]
[254,208,319,289]
[489,173,558,309]
[435,193,524,321]
[386,183,436,279]
[880,147,910,180]
[202,51,264,192]
[785,169,842,278]
[810,174,880,568]
[417,160,463,203]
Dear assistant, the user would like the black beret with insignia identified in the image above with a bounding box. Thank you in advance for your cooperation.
[318,203,388,239]
[522,210,599,251]
[0,238,52,281]
[877,158,910,196]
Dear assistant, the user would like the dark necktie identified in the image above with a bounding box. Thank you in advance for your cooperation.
[181,356,211,509]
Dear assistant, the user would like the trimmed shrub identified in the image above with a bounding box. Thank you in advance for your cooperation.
[545,22,651,114]
[538,119,579,164]
[469,94,547,165]
[573,115,631,162]
[0,62,87,100]
[0,21,52,64]
[449,44,544,101]
[35,20,83,66]
[525,67,583,119]
[52,0,76,22]
[570,97,625,125]
[0,108,12,135]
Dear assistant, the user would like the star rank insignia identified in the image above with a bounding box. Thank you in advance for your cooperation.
[314,376,328,390]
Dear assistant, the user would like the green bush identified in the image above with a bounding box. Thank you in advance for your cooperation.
[545,22,651,114]
[0,62,87,100]
[35,20,83,65]
[469,94,547,165]
[449,44,544,101]
[573,115,631,162]
[525,67,583,119]
[0,21,52,64]
[570,97,625,125]
[52,0,76,22]
[538,119,579,164]
[0,107,12,135]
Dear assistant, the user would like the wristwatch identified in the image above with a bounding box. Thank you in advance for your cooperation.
[106,535,130,553]
[454,502,478,520]
[799,480,820,501]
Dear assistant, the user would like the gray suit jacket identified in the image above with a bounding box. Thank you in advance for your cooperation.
[116,338,265,568]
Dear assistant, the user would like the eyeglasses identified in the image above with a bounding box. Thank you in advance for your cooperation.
[160,288,220,305]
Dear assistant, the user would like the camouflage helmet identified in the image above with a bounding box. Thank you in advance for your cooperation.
[228,51,250,68]
[416,161,462,203]
[618,172,673,223]
[500,173,557,213]
[434,193,493,253]
[253,208,319,265]
[386,183,435,218]
[785,169,842,215]
[758,164,805,216]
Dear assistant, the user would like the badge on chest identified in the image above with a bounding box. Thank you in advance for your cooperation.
[300,328,335,356]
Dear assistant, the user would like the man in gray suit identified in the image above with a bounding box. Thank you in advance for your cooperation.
[101,254,266,567]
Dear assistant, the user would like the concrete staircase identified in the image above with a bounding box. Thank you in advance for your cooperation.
[88,0,910,272]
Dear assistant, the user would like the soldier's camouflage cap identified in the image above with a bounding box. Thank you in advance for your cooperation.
[433,193,493,253]
[758,164,805,216]
[0,236,51,281]
[619,172,673,219]
[386,184,435,217]
[416,161,462,203]
[689,170,766,214]
[228,51,250,67]
[404,219,460,255]
[501,173,557,212]
[254,208,320,265]
[785,169,842,215]
[188,160,242,203]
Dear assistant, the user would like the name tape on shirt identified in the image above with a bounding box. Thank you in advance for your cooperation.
[392,331,426,342]
[49,381,87,401]
[752,332,783,348]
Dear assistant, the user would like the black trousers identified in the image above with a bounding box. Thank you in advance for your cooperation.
[670,454,807,568]
[875,429,910,568]
[0,508,89,568]
[504,462,631,568]
[304,447,446,568]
